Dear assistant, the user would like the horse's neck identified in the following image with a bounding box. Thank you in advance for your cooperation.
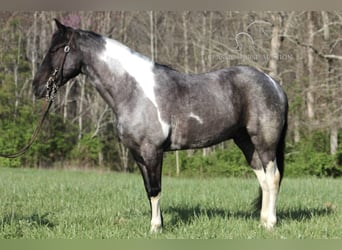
[81,36,158,113]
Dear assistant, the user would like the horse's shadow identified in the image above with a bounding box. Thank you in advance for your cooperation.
[0,212,55,228]
[164,205,254,226]
[277,206,335,222]
[1,206,334,231]
[164,204,334,227]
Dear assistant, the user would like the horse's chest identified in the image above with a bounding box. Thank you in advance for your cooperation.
[115,112,167,149]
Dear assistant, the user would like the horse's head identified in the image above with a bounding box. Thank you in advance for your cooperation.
[33,19,83,99]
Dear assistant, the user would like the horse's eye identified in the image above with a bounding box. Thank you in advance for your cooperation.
[49,48,59,54]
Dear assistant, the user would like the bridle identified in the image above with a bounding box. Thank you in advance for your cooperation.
[45,40,72,102]
[0,31,74,159]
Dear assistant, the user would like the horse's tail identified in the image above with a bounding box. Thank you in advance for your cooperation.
[253,105,288,212]
[276,105,288,188]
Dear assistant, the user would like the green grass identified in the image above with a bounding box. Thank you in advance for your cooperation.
[0,167,340,239]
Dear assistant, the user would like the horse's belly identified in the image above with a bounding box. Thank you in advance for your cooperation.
[168,116,238,150]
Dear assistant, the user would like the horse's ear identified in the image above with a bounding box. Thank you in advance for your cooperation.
[54,19,67,33]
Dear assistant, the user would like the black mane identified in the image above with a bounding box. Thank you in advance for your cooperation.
[155,63,178,72]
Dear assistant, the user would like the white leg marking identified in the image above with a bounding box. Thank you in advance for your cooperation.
[265,160,280,229]
[150,193,162,233]
[253,168,269,225]
[189,112,203,124]
[100,37,170,138]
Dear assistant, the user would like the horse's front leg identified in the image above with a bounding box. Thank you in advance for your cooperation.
[132,145,164,233]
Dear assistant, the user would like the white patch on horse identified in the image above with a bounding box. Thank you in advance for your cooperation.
[189,112,203,124]
[253,159,280,230]
[265,160,280,229]
[264,73,284,101]
[100,37,170,138]
[150,193,162,233]
[253,168,269,225]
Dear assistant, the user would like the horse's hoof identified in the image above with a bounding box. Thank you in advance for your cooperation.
[150,224,162,233]
[261,220,276,230]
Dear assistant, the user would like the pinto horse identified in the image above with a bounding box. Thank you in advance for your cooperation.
[33,20,288,232]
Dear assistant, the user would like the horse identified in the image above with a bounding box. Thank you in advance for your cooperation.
[33,19,288,232]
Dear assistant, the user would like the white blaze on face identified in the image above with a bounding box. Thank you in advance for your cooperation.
[99,37,170,138]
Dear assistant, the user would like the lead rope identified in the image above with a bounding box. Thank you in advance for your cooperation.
[0,36,73,159]
[0,98,54,158]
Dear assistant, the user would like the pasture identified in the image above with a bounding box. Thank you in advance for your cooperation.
[0,167,340,239]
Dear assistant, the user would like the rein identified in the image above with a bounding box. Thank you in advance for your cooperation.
[0,32,74,159]
[0,97,54,159]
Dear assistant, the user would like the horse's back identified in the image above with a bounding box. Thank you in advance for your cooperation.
[155,65,286,150]
[175,65,287,122]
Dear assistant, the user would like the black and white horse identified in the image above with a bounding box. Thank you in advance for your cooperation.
[33,20,288,232]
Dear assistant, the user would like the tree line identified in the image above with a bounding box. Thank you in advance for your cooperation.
[0,11,341,177]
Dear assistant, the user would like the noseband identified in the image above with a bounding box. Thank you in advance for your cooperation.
[0,31,74,158]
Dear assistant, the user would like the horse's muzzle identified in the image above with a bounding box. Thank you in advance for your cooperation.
[32,83,46,99]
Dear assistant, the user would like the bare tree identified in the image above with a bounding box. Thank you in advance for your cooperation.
[1,11,341,170]
[306,11,316,120]
[268,13,282,79]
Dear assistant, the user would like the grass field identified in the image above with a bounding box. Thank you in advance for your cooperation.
[0,167,340,239]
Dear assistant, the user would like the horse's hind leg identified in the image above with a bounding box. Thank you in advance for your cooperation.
[251,128,281,229]
[256,150,280,229]
[234,129,280,229]
[233,132,269,225]
[131,145,163,233]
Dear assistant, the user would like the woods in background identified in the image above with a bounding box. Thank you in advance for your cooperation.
[0,11,341,177]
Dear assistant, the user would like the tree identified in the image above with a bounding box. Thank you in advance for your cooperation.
[0,11,340,176]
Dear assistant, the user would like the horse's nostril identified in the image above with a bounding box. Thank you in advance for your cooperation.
[33,84,45,99]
